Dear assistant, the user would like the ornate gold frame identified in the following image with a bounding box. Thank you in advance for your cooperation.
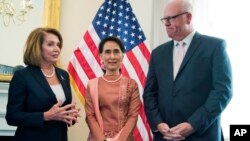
[0,0,61,82]
[43,0,61,29]
[0,75,12,82]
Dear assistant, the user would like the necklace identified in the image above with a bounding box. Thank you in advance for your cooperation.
[41,66,55,78]
[101,75,122,83]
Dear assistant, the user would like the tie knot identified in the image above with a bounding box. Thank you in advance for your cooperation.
[177,41,185,47]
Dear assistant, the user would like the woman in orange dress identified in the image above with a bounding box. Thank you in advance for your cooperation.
[85,36,140,141]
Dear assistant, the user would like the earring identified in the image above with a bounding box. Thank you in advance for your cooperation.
[100,60,106,70]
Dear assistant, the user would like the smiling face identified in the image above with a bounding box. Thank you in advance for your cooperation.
[100,40,124,75]
[41,33,61,66]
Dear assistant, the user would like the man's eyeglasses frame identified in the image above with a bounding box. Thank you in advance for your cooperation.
[161,12,188,24]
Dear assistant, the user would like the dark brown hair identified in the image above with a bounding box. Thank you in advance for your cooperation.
[98,36,125,54]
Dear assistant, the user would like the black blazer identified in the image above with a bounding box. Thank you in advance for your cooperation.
[143,32,232,141]
[6,66,72,141]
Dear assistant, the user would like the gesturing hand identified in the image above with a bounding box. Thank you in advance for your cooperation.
[44,100,80,125]
[67,101,81,127]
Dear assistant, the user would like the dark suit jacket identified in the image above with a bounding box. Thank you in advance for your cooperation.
[6,66,72,141]
[143,32,232,141]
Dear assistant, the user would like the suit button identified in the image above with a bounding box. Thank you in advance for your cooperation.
[172,88,177,97]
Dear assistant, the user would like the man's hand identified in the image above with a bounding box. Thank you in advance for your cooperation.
[169,122,194,138]
[157,123,185,140]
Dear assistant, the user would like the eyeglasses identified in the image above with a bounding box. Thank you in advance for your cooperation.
[161,12,188,24]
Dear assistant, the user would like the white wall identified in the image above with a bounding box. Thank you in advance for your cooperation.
[0,1,44,67]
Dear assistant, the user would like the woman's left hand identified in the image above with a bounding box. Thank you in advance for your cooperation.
[43,100,80,125]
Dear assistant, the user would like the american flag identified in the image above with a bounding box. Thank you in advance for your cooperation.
[68,0,152,140]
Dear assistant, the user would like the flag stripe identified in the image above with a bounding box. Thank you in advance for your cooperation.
[126,51,146,86]
[121,64,129,77]
[137,112,150,141]
[83,31,101,66]
[122,55,144,96]
[138,42,151,63]
[68,62,86,97]
[131,44,149,76]
[74,49,96,80]
[71,53,90,87]
[69,75,86,104]
[88,24,101,45]
[78,37,103,77]
[133,127,143,141]
[139,104,153,141]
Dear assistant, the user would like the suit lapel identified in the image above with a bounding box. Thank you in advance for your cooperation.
[178,32,202,76]
[29,66,57,103]
[165,41,175,79]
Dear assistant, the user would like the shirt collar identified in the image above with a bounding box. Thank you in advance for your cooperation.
[174,30,196,47]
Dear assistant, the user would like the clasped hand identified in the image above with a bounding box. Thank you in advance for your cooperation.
[44,100,80,126]
[157,122,194,141]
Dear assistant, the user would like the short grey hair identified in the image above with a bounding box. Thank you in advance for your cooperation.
[182,0,193,13]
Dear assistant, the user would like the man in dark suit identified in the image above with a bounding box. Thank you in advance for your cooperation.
[143,0,232,141]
